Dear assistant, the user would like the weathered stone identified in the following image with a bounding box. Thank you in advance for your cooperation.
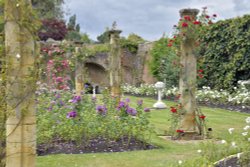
[5,1,37,167]
[178,8,200,135]
[109,26,122,98]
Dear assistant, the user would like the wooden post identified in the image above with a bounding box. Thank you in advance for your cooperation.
[108,23,122,99]
[179,9,200,136]
[5,1,37,166]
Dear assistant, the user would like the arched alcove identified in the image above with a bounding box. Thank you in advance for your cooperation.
[84,62,109,92]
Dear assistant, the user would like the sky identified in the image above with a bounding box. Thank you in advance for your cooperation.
[64,0,250,41]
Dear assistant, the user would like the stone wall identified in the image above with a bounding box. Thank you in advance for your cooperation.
[81,42,156,89]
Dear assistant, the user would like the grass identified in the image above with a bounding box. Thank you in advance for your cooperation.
[37,95,249,167]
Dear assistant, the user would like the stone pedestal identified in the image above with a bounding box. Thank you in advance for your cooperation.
[153,82,166,109]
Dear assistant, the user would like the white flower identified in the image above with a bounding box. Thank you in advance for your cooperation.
[197,149,202,153]
[178,160,182,165]
[228,128,234,134]
[221,140,227,144]
[248,138,250,142]
[231,142,236,147]
[16,3,20,7]
[242,132,248,136]
[243,125,250,131]
[16,53,21,59]
[237,153,241,158]
[246,117,250,124]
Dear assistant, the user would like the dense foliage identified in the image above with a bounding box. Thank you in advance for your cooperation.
[150,37,179,88]
[97,28,110,43]
[120,33,145,54]
[151,14,250,91]
[198,14,250,90]
[32,0,65,19]
[38,19,68,41]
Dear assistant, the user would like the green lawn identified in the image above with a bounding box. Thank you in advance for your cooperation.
[37,95,249,167]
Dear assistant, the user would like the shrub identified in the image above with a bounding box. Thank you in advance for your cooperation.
[38,19,68,41]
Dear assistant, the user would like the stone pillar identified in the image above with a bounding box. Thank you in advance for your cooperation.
[5,1,37,167]
[75,47,84,95]
[108,25,122,99]
[179,9,199,134]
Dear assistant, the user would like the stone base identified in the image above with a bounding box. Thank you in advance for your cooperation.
[176,131,204,140]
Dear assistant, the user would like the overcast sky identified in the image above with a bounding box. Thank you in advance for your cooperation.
[64,0,250,41]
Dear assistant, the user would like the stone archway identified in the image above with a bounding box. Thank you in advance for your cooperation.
[84,62,109,93]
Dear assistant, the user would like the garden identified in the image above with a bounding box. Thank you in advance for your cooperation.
[0,1,250,167]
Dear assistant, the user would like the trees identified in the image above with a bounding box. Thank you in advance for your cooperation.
[150,37,179,88]
[97,28,110,43]
[38,19,68,41]
[32,0,65,19]
[65,14,85,42]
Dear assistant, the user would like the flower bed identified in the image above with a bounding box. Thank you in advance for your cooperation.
[36,83,155,155]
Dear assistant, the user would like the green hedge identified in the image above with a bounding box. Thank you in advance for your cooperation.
[199,15,250,90]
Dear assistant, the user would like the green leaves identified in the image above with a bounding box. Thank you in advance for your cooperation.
[150,37,180,88]
[199,15,250,90]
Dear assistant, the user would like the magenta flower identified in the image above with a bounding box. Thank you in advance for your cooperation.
[144,108,150,112]
[67,111,77,118]
[55,77,63,83]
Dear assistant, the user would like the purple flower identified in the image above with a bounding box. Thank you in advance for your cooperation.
[84,84,89,89]
[55,93,61,99]
[144,108,150,112]
[126,107,137,116]
[117,101,126,110]
[137,99,143,106]
[96,105,107,115]
[125,98,130,103]
[70,96,81,103]
[59,100,64,106]
[67,110,77,118]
